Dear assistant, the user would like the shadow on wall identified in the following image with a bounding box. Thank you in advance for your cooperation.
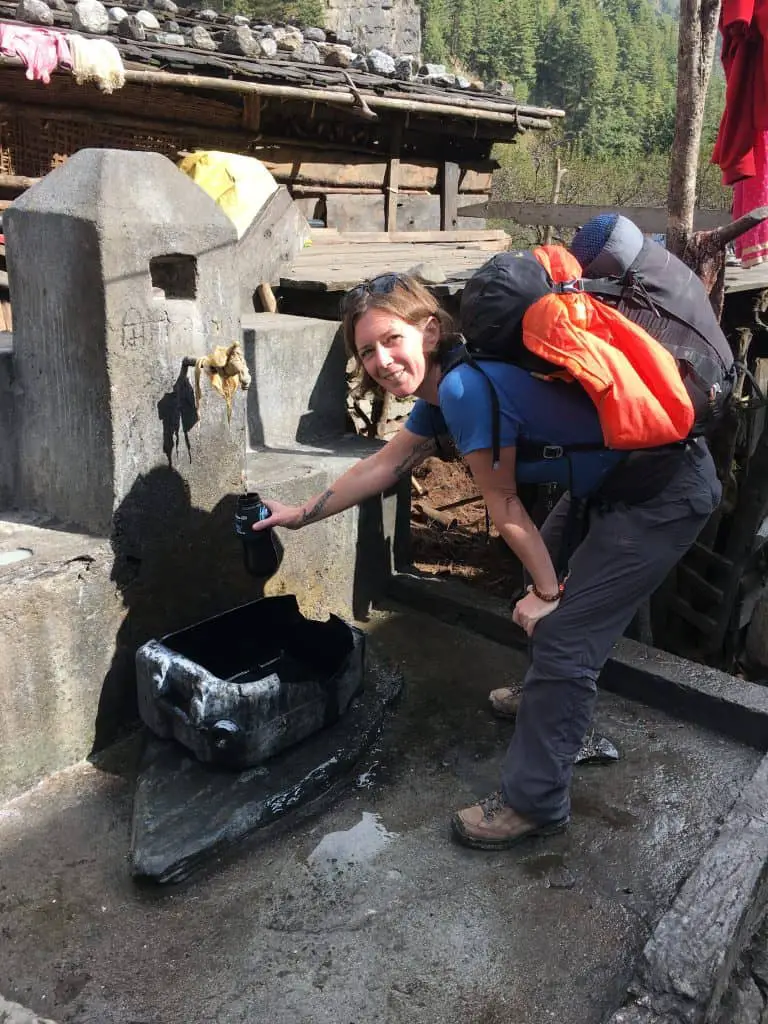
[89,463,400,757]
[295,329,349,446]
[353,478,411,622]
[90,466,269,755]
[157,366,199,467]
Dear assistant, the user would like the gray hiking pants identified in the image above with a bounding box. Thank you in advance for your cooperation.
[501,439,723,824]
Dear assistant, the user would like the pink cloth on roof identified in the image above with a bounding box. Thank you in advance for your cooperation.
[0,22,71,84]
[733,129,768,266]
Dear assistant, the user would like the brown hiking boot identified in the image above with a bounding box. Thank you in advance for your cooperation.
[489,685,523,719]
[451,791,569,850]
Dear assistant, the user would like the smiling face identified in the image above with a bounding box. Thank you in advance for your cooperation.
[354,308,440,398]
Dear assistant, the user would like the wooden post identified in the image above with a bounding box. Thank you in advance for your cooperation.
[542,157,568,245]
[385,118,403,232]
[667,0,722,257]
[242,93,262,132]
[441,161,460,231]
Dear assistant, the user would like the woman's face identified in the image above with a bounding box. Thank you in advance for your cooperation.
[354,308,439,398]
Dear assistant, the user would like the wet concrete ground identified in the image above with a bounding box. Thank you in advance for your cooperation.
[0,607,761,1024]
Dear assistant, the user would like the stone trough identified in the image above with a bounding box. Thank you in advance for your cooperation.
[131,594,403,884]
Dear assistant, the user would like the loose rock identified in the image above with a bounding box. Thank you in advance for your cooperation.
[409,262,447,284]
[151,0,177,11]
[367,48,396,75]
[274,27,302,52]
[116,14,145,39]
[196,7,217,21]
[256,35,277,58]
[219,24,257,56]
[293,40,320,63]
[71,0,109,33]
[303,26,325,42]
[421,62,446,77]
[165,18,179,31]
[394,55,417,80]
[108,5,127,21]
[421,73,457,87]
[231,13,249,25]
[493,79,515,97]
[187,24,215,50]
[16,0,54,24]
[147,29,184,45]
[134,8,159,28]
[320,42,353,68]
[49,0,68,10]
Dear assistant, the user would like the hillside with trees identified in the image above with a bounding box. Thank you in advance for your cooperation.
[416,0,729,241]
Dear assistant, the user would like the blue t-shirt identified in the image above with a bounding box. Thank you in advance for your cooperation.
[406,359,625,496]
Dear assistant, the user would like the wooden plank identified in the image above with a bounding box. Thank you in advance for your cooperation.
[310,228,509,244]
[457,200,731,232]
[258,148,495,191]
[441,161,460,231]
[266,157,436,190]
[385,118,403,232]
[0,173,39,190]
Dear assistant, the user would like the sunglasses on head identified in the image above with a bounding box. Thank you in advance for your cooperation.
[341,273,411,313]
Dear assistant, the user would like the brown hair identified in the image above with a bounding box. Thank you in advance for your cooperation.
[342,274,457,397]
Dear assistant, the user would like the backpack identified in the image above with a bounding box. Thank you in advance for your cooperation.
[455,241,734,467]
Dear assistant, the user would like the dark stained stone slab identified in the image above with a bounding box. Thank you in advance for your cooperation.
[607,752,768,1022]
[130,657,403,885]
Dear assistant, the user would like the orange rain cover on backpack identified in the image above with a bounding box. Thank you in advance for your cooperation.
[522,246,695,449]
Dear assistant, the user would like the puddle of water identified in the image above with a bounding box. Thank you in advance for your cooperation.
[521,853,566,879]
[307,811,398,877]
[0,548,32,567]
[355,762,379,789]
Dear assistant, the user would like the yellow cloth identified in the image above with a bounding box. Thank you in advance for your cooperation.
[194,342,251,423]
[67,34,125,93]
[177,151,278,238]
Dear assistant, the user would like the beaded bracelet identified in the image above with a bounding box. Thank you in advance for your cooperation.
[526,580,565,602]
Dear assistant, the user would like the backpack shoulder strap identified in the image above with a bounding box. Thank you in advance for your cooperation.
[441,344,607,466]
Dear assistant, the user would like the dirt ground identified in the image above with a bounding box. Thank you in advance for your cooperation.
[410,455,525,599]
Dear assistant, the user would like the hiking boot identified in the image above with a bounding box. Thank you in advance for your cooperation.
[451,791,569,850]
[488,685,522,719]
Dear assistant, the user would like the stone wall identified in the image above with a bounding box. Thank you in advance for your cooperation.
[323,0,420,58]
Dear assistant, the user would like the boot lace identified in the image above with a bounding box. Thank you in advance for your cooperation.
[478,791,508,821]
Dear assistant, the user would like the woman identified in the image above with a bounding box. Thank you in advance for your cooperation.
[251,272,721,851]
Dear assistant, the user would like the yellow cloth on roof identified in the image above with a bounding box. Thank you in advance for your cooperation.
[67,34,125,93]
[177,151,279,238]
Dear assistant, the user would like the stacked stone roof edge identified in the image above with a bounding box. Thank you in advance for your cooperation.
[0,0,562,123]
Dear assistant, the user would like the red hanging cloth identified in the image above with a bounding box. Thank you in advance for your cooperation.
[711,0,768,185]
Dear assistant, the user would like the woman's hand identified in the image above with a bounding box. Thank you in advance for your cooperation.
[251,499,305,532]
[512,590,560,637]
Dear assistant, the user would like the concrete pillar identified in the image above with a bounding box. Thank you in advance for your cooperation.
[4,148,244,535]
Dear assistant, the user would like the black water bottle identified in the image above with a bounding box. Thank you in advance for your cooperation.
[235,492,280,578]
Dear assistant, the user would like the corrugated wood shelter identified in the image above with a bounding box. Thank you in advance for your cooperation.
[0,0,563,231]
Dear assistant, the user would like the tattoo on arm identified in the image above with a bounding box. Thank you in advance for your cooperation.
[393,438,438,479]
[301,488,335,525]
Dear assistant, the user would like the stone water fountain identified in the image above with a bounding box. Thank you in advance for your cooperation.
[1,147,405,882]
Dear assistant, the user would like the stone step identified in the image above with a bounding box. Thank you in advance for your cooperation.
[241,312,347,450]
[245,441,410,622]
[0,513,119,803]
